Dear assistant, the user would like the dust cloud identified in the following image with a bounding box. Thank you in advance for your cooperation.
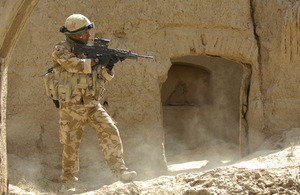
[9,128,300,194]
[164,114,240,174]
[162,57,242,174]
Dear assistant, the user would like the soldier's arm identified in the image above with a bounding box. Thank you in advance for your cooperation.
[52,44,92,73]
[100,67,115,83]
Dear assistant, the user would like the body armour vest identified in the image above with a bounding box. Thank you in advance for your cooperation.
[43,40,114,102]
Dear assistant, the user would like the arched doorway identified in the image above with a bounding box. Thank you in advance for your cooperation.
[162,55,244,172]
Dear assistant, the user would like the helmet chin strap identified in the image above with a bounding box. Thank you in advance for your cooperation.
[66,36,75,43]
[79,35,87,44]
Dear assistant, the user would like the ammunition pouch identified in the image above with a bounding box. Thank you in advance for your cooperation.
[43,67,76,102]
[77,74,90,89]
[42,68,59,100]
[43,65,106,102]
[57,71,77,102]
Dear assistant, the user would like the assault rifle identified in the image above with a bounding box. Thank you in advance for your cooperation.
[71,38,153,62]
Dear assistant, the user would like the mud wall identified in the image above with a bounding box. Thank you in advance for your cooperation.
[1,0,299,191]
[0,0,39,193]
[251,0,300,134]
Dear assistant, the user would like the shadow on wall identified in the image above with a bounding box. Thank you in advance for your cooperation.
[161,55,244,170]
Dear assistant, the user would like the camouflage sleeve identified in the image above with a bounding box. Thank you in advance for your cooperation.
[100,67,114,82]
[52,43,92,73]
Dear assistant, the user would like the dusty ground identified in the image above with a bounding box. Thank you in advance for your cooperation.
[8,128,300,195]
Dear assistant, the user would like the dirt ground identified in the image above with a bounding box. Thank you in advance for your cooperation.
[8,128,300,195]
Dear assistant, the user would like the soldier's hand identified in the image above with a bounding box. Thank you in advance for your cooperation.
[98,55,110,66]
[106,61,115,71]
[110,54,120,64]
[106,54,119,71]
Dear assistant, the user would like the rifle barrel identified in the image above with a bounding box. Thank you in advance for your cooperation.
[138,55,154,59]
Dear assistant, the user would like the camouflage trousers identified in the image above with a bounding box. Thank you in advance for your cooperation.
[58,94,127,183]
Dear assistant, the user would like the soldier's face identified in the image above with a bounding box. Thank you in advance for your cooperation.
[81,31,91,42]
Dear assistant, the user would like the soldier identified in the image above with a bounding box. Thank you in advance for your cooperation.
[48,14,137,192]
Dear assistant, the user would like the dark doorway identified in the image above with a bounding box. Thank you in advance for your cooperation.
[162,55,243,172]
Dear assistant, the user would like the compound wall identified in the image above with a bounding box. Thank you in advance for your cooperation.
[1,0,300,191]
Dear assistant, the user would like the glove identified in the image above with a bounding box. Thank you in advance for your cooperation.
[106,54,120,71]
[106,61,115,71]
[98,55,110,66]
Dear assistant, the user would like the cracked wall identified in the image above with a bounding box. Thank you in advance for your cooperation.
[0,0,299,192]
[247,0,300,148]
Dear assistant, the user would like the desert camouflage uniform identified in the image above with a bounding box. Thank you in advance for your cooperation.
[51,39,127,183]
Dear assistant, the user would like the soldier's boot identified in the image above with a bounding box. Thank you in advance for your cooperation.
[58,182,75,193]
[58,176,78,193]
[115,170,137,183]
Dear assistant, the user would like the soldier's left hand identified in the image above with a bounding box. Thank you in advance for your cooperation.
[110,54,120,64]
[98,55,110,66]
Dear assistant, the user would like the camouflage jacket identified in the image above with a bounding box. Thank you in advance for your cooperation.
[44,39,114,102]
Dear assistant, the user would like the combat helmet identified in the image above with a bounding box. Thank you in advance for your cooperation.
[60,14,94,36]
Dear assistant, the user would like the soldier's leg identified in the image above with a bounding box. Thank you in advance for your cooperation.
[59,102,86,183]
[87,103,127,175]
